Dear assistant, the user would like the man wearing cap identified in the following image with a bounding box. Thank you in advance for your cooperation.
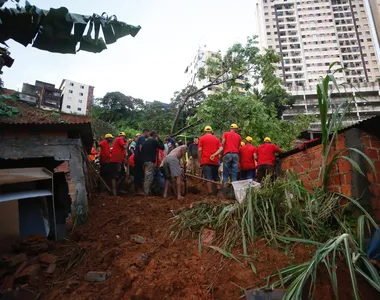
[109,132,129,195]
[222,124,242,183]
[134,129,150,195]
[188,136,199,175]
[99,133,114,183]
[239,136,258,180]
[256,137,283,182]
[198,126,223,195]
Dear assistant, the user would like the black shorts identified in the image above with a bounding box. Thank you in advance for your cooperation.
[100,163,110,177]
[108,162,126,179]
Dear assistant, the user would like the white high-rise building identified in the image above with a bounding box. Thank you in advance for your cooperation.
[60,79,94,116]
[257,0,380,126]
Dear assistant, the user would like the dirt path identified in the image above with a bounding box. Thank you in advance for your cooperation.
[25,191,303,299]
[27,190,379,299]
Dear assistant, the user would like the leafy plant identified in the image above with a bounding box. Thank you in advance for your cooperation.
[270,232,380,300]
[170,173,352,250]
[317,65,375,190]
[0,95,21,118]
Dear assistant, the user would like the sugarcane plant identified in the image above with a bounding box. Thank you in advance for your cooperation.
[270,66,380,299]
[317,64,375,191]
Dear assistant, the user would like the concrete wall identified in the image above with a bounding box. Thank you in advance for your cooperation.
[280,128,380,222]
[0,131,89,215]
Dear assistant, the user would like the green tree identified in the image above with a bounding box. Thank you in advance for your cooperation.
[138,101,173,134]
[96,92,145,125]
[171,36,262,135]
[91,118,117,140]
[169,86,205,135]
[258,49,293,118]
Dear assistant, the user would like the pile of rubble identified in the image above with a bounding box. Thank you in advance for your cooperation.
[0,235,56,299]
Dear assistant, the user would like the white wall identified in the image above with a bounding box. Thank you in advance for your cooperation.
[61,80,91,115]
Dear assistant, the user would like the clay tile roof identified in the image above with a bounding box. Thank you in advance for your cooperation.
[0,100,91,125]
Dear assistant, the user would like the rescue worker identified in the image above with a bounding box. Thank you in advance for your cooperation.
[188,136,199,175]
[134,129,150,195]
[99,133,114,183]
[109,132,128,196]
[198,126,223,195]
[239,136,257,180]
[163,145,188,200]
[222,124,241,183]
[256,137,283,182]
[140,131,165,195]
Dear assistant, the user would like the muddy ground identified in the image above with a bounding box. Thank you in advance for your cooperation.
[25,182,379,300]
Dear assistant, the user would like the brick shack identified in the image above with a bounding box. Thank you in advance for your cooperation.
[0,101,93,240]
[279,116,380,223]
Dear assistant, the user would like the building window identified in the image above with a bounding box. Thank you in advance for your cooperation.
[66,105,71,109]
[69,90,73,94]
[79,99,83,103]
[70,83,74,86]
[80,85,84,89]
[79,92,84,96]
[375,68,379,72]
[78,108,82,111]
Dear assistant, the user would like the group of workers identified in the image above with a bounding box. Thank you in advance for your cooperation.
[90,123,283,199]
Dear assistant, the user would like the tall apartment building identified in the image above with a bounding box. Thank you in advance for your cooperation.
[369,0,380,43]
[60,80,94,116]
[257,0,380,127]
[185,47,247,96]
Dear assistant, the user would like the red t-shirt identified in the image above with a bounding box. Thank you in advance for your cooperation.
[110,137,127,163]
[222,131,241,155]
[129,153,135,167]
[257,143,280,166]
[239,144,257,170]
[198,134,222,166]
[155,149,164,166]
[99,140,111,164]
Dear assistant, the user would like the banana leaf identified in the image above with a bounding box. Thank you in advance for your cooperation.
[0,7,42,46]
[71,13,90,41]
[101,14,117,45]
[112,21,141,39]
[33,33,77,54]
[79,18,107,53]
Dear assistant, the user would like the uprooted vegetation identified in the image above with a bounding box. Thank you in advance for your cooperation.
[170,173,380,299]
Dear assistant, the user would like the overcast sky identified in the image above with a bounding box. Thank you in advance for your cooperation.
[3,0,258,102]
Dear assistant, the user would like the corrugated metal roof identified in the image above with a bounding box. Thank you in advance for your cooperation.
[0,100,91,125]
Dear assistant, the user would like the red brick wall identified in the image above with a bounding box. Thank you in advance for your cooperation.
[280,133,352,195]
[360,133,380,221]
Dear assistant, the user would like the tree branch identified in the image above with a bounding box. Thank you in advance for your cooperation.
[171,119,203,137]
[170,65,254,135]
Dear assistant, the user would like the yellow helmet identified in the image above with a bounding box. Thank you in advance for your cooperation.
[105,133,114,139]
[241,142,245,147]
[135,133,140,137]
[118,132,126,137]
[230,123,239,129]
[264,137,271,142]
[204,126,213,132]
[245,136,253,143]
